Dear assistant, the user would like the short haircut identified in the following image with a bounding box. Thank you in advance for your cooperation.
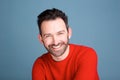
[37,8,68,34]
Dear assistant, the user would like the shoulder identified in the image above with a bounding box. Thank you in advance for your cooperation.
[33,53,50,67]
[70,44,98,68]
[35,53,50,63]
[70,43,96,52]
[70,44,97,60]
[32,53,50,79]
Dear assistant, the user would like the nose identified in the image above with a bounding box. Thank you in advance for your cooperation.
[52,35,59,45]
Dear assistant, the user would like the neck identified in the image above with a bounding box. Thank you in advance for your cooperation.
[51,45,70,61]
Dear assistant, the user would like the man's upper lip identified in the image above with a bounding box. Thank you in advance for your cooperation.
[52,44,61,49]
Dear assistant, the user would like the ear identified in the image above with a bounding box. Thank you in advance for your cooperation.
[68,27,72,39]
[38,34,43,44]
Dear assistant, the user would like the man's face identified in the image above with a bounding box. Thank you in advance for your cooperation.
[39,18,71,57]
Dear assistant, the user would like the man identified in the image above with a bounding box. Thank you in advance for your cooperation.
[32,8,99,80]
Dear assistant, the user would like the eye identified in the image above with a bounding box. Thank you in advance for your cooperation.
[58,32,64,35]
[43,34,52,39]
[57,31,65,35]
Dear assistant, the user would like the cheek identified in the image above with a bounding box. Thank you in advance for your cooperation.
[60,35,69,42]
[43,39,52,46]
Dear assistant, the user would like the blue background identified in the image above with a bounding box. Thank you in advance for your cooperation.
[0,0,120,80]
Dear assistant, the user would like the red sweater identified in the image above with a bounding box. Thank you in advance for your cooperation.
[32,44,99,80]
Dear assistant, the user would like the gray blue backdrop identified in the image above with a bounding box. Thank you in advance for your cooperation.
[0,0,120,80]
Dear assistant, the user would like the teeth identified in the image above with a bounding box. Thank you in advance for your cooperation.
[52,44,61,49]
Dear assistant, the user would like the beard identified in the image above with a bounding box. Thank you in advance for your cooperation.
[44,39,69,57]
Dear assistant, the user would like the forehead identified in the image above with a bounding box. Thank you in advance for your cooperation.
[41,18,67,34]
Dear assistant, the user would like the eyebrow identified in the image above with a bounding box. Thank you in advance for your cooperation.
[57,30,65,33]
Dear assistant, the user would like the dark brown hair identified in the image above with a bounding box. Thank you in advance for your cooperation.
[37,8,68,34]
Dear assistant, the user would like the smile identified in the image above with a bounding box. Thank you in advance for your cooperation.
[51,43,62,49]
